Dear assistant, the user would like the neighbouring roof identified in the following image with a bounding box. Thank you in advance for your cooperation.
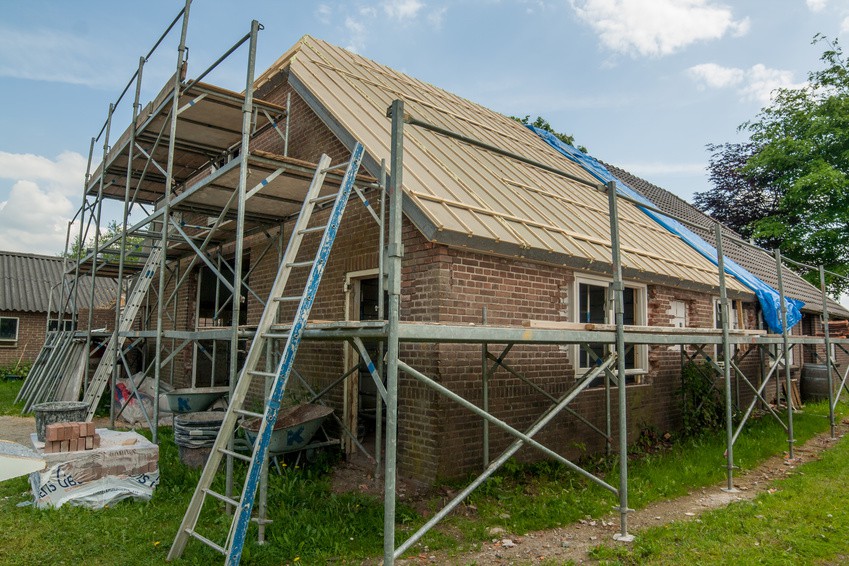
[604,164,849,318]
[0,250,117,314]
[256,36,749,295]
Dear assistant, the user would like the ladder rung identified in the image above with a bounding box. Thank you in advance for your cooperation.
[273,296,302,302]
[204,488,239,507]
[297,225,327,235]
[247,370,277,379]
[309,193,338,204]
[235,408,265,419]
[186,529,226,555]
[261,332,291,340]
[286,261,314,268]
[218,447,252,462]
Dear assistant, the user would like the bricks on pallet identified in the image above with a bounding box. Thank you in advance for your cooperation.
[45,424,62,442]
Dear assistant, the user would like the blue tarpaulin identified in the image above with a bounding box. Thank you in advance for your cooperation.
[529,125,803,334]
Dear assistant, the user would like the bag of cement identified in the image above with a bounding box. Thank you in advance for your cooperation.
[115,373,173,425]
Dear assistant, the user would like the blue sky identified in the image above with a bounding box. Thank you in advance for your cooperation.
[1,0,848,255]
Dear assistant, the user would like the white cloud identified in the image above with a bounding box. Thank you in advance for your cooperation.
[0,152,86,255]
[344,17,368,53]
[383,0,425,20]
[687,63,744,88]
[740,64,806,103]
[339,2,446,52]
[687,62,806,103]
[428,6,448,28]
[0,26,122,88]
[806,0,828,11]
[841,16,849,34]
[570,0,750,57]
[316,4,333,24]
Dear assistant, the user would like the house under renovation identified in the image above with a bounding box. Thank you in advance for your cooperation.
[17,7,849,564]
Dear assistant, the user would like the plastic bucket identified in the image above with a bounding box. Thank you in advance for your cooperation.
[801,364,836,401]
[33,401,88,442]
[174,412,224,468]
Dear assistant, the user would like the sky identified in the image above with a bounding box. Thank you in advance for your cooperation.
[1,0,848,256]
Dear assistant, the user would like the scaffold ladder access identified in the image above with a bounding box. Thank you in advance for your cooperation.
[167,143,364,565]
[82,239,164,420]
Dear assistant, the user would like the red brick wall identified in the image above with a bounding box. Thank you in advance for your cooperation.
[106,67,848,486]
[0,310,47,367]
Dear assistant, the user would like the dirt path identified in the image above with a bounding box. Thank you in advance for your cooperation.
[396,420,848,565]
[0,415,116,445]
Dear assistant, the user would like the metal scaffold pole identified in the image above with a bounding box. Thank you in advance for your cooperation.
[111,56,145,429]
[383,99,405,566]
[226,17,260,507]
[819,265,836,438]
[73,137,96,334]
[715,224,737,492]
[90,105,112,412]
[774,248,794,459]
[606,181,633,543]
[155,0,192,444]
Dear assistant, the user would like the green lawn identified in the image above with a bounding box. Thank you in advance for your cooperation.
[1,375,846,564]
[590,429,849,564]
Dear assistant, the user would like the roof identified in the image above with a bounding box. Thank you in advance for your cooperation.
[604,164,849,318]
[0,250,117,314]
[256,36,748,295]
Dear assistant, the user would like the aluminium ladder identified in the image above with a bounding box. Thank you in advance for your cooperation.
[168,143,364,564]
[82,239,164,420]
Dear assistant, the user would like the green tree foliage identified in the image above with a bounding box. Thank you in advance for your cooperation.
[512,115,587,153]
[61,220,145,265]
[695,141,784,250]
[695,35,849,295]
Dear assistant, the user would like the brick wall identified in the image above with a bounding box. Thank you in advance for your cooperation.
[102,66,848,486]
[0,310,47,367]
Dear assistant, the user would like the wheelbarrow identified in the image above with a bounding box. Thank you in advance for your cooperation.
[239,404,337,465]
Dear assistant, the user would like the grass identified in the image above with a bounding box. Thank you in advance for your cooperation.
[0,374,846,564]
[589,428,849,564]
[0,375,28,416]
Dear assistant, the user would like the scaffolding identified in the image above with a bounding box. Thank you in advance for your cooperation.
[21,4,849,565]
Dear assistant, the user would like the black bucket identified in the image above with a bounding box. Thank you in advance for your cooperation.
[801,364,836,402]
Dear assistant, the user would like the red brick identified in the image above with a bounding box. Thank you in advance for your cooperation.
[45,424,62,442]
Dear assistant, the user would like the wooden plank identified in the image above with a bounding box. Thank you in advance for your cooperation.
[522,320,767,336]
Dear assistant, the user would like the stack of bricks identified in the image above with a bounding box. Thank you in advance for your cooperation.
[44,422,101,453]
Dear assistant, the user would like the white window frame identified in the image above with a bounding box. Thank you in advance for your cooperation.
[573,274,648,375]
[712,298,740,330]
[0,316,19,345]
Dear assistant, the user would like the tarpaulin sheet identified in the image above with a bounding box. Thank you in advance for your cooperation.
[529,125,803,333]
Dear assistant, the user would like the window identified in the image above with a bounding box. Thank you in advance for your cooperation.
[47,319,76,332]
[0,317,19,345]
[714,299,741,330]
[574,276,647,378]
[670,300,687,328]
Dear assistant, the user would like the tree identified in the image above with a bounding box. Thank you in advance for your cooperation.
[61,220,145,265]
[696,141,784,250]
[694,35,849,296]
[512,115,587,153]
